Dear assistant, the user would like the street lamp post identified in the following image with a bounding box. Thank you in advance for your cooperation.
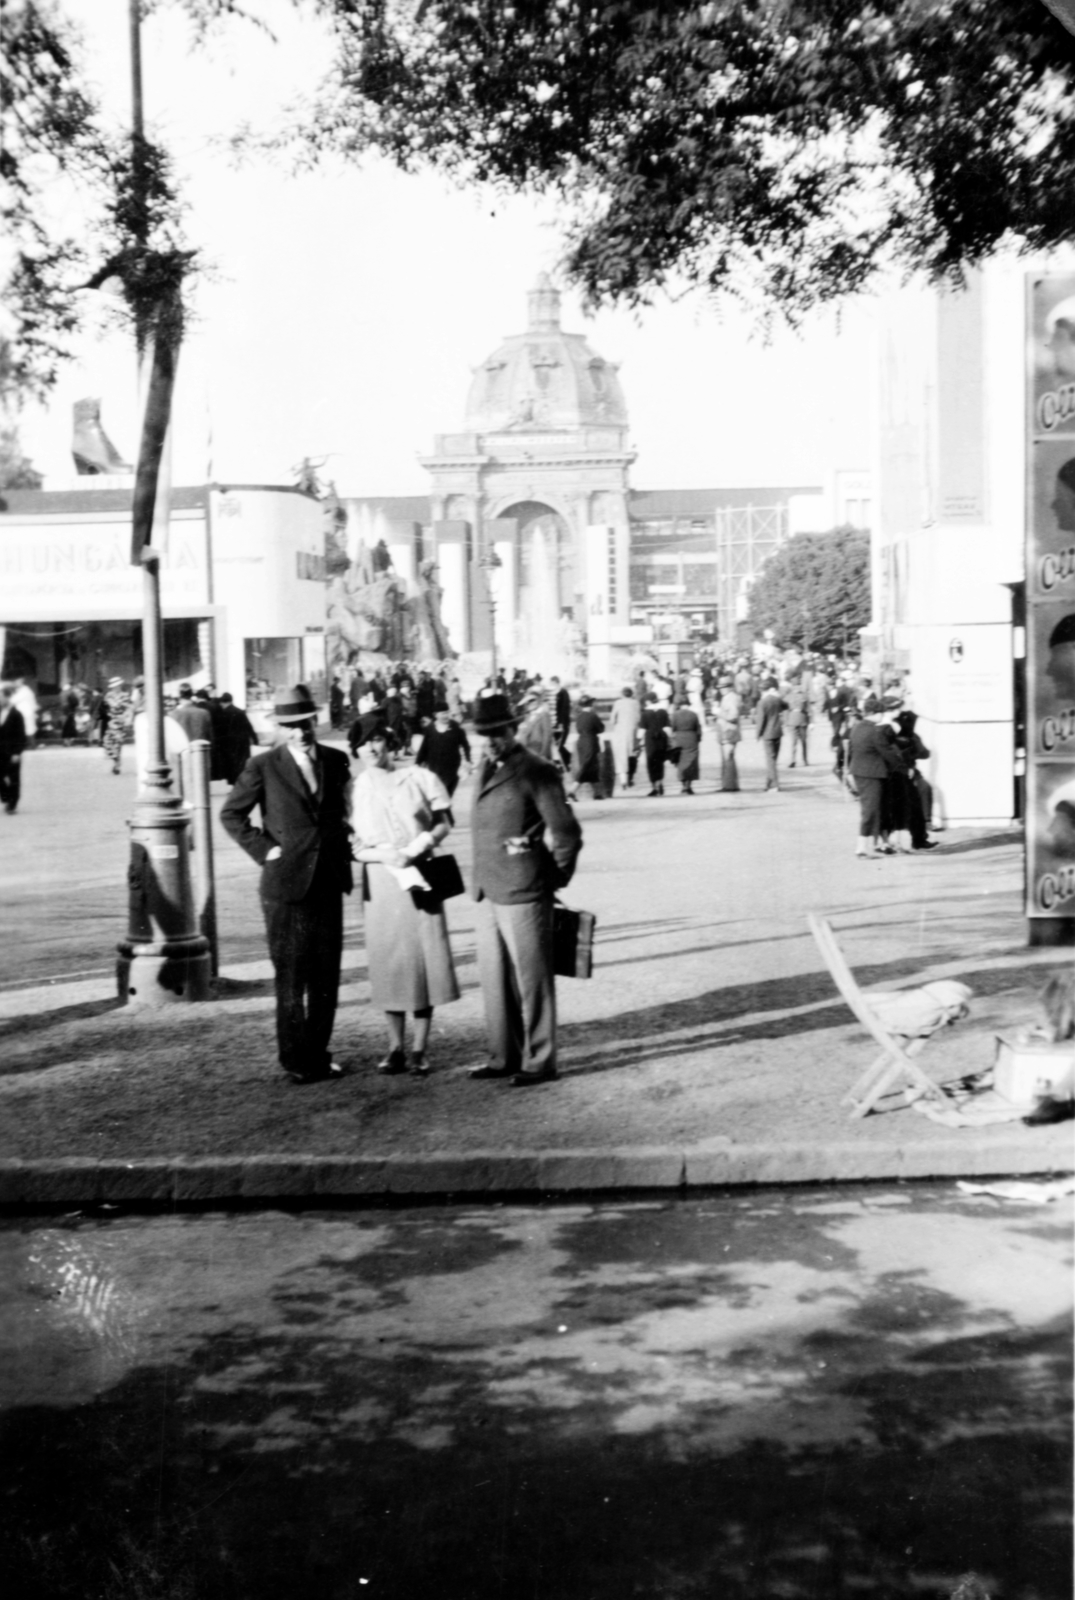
[480,548,504,682]
[115,0,210,1006]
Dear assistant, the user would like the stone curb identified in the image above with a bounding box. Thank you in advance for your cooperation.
[0,1134,1071,1207]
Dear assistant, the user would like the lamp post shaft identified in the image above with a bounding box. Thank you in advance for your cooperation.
[116,0,211,1006]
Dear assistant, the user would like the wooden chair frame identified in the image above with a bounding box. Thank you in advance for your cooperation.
[808,913,949,1118]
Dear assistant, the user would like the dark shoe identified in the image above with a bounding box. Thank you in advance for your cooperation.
[410,1051,430,1077]
[1023,1095,1074,1126]
[376,1050,407,1075]
[511,1068,558,1087]
[468,1062,514,1080]
[647,788,658,797]
[913,841,939,851]
[285,1061,344,1085]
[877,843,896,855]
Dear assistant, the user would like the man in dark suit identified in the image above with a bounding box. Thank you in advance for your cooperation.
[548,676,572,769]
[217,693,257,783]
[468,693,582,1087]
[754,677,787,791]
[221,684,354,1083]
[0,685,27,814]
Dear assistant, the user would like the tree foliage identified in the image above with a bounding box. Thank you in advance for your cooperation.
[746,526,870,652]
[267,0,1075,319]
[1,1,197,400]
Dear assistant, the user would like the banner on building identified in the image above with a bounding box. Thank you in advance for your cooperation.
[1026,274,1075,920]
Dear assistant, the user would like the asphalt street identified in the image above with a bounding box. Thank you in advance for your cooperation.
[1,1184,1070,1599]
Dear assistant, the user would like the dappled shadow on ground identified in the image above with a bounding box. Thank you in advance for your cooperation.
[558,958,1046,1079]
[0,1202,1069,1600]
[0,997,122,1048]
[592,902,1025,971]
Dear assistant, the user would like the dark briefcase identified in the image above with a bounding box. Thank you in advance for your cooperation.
[552,901,596,979]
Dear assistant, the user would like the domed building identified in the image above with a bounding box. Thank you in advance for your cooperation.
[342,277,831,678]
[421,274,636,675]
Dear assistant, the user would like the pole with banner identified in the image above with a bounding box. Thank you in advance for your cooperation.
[1024,271,1075,946]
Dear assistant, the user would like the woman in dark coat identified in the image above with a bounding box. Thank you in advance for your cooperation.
[570,695,605,800]
[893,709,936,850]
[639,693,671,796]
[848,698,902,857]
[669,696,702,794]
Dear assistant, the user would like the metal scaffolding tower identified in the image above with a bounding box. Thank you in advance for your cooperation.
[715,503,789,646]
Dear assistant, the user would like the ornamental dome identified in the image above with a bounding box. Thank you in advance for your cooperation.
[463,274,628,433]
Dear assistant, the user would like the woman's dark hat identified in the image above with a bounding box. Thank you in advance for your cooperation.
[273,684,318,724]
[355,718,397,751]
[472,692,518,733]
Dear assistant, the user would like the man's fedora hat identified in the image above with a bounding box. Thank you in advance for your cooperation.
[472,692,518,734]
[273,684,318,724]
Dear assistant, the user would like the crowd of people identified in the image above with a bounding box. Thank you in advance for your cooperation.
[1,629,945,1092]
[210,644,943,1087]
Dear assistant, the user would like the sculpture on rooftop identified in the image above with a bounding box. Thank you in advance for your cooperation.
[72,398,132,476]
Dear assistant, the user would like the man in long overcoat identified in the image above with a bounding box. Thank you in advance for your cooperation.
[468,693,582,1087]
[222,684,354,1082]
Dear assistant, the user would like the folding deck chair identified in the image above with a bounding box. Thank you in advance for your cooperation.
[808,913,951,1119]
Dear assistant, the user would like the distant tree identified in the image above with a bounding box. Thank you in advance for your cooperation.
[261,0,1075,320]
[0,423,44,491]
[746,526,870,653]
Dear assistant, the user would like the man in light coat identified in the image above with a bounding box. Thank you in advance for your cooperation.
[468,692,582,1087]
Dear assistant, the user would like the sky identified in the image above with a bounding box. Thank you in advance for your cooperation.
[18,0,876,498]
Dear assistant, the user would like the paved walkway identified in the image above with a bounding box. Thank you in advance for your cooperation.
[1,731,1071,1204]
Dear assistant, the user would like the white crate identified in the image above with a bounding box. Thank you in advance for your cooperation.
[994,1035,1075,1105]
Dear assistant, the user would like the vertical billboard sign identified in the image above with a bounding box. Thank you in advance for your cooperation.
[1027,274,1075,922]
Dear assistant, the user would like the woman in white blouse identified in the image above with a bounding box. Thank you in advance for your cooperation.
[352,726,460,1075]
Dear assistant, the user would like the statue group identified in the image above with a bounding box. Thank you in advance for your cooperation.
[322,493,454,671]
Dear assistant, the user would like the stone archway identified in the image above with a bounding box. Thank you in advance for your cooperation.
[499,500,574,616]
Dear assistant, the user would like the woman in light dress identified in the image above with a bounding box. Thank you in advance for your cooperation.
[352,726,460,1076]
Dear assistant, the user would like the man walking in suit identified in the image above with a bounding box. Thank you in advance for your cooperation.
[754,677,787,791]
[0,685,27,814]
[172,682,212,745]
[548,676,572,769]
[221,684,354,1083]
[468,693,582,1087]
